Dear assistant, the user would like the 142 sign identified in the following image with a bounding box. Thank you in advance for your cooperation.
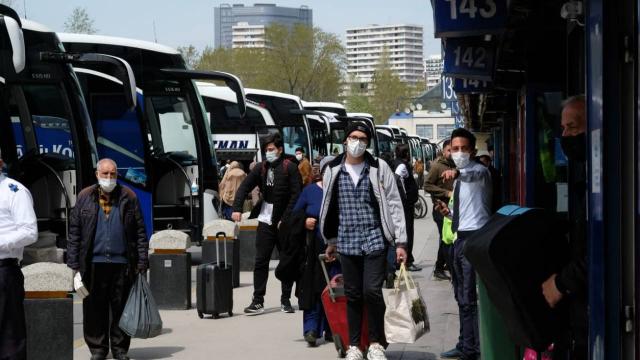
[443,39,495,80]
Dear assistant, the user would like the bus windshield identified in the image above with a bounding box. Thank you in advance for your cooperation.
[147,95,198,163]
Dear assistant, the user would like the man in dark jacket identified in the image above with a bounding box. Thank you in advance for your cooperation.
[232,133,302,314]
[67,158,148,360]
[393,143,420,272]
[424,139,455,281]
[541,95,587,359]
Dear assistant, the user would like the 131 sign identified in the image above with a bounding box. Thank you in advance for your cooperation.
[434,0,507,38]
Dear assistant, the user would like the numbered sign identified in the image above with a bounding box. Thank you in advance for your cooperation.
[433,0,507,38]
[442,75,458,101]
[443,38,495,81]
[451,101,465,128]
[453,78,491,93]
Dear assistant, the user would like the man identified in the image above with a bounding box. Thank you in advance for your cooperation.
[232,133,302,314]
[424,139,455,281]
[435,129,492,360]
[0,148,38,360]
[320,122,407,360]
[295,147,313,186]
[393,143,420,272]
[541,95,587,359]
[67,159,148,360]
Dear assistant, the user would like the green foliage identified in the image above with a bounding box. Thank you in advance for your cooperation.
[177,45,200,69]
[64,7,97,35]
[370,47,413,124]
[196,24,345,101]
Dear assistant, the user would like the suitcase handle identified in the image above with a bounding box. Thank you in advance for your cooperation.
[318,254,340,302]
[215,231,228,269]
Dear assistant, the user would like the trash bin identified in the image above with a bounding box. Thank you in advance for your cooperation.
[478,277,519,360]
[202,220,240,288]
[148,230,192,310]
[22,263,73,360]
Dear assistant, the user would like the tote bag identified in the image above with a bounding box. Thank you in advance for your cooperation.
[383,263,430,343]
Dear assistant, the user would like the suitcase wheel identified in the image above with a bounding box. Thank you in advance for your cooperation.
[334,336,346,358]
[213,312,220,319]
[228,311,233,317]
[197,311,204,319]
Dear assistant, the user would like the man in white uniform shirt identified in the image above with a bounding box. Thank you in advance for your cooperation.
[436,128,491,360]
[0,148,38,360]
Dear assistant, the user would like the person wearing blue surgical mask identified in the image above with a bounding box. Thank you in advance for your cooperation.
[231,133,303,315]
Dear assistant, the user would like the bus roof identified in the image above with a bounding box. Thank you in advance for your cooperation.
[21,19,53,33]
[245,88,302,106]
[197,81,273,123]
[57,33,179,55]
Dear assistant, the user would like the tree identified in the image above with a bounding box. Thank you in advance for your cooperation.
[177,45,199,69]
[344,76,374,114]
[64,7,97,34]
[370,47,413,124]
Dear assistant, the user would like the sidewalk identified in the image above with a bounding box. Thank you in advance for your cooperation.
[73,206,459,359]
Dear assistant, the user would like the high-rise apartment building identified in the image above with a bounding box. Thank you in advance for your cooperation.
[424,54,443,90]
[214,3,312,49]
[232,22,266,48]
[346,24,424,85]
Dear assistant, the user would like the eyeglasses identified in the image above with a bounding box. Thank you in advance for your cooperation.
[347,135,368,144]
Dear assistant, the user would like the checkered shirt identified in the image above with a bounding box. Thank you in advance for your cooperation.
[336,162,385,256]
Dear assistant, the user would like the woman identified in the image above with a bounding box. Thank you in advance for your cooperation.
[294,157,337,347]
[218,161,246,220]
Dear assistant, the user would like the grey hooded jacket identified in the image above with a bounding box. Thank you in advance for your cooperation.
[320,152,407,247]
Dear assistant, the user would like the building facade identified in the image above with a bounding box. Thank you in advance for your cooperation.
[214,3,312,49]
[232,22,266,48]
[345,24,424,86]
[424,54,443,90]
[388,109,455,144]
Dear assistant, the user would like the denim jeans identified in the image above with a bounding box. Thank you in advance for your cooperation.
[452,231,480,359]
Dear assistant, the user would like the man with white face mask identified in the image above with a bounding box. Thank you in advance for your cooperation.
[231,133,302,314]
[435,128,491,360]
[295,147,312,186]
[320,122,407,360]
[68,158,148,360]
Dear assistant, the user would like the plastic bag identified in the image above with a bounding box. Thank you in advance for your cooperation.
[383,263,430,343]
[119,274,163,339]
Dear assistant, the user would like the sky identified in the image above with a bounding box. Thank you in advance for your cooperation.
[14,0,441,55]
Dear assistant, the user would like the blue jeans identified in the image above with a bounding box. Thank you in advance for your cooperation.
[452,231,480,358]
[221,203,233,220]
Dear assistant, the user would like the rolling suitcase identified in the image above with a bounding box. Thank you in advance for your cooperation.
[319,254,370,357]
[196,231,233,319]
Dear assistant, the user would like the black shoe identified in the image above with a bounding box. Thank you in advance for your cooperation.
[304,330,318,346]
[385,273,395,289]
[90,355,106,360]
[244,301,265,315]
[440,347,463,358]
[407,263,422,272]
[281,300,295,313]
[113,354,130,360]
[433,269,451,281]
[324,332,333,342]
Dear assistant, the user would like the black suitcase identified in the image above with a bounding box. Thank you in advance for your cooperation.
[463,205,568,351]
[196,231,233,319]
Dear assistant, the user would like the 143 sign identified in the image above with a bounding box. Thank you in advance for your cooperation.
[434,0,507,38]
[443,39,495,81]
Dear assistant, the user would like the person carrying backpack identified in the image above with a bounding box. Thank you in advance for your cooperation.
[393,143,421,272]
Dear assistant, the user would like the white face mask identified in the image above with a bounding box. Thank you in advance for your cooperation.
[346,139,367,158]
[451,151,471,169]
[98,178,117,193]
[295,154,303,161]
[265,150,279,163]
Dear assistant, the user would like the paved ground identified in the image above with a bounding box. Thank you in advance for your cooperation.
[73,199,460,360]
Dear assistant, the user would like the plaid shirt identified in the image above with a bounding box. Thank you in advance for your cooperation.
[336,162,385,255]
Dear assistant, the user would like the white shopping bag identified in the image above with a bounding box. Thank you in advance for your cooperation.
[383,263,430,343]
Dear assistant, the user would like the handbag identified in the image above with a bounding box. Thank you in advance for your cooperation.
[118,274,163,339]
[441,195,457,245]
[383,263,430,343]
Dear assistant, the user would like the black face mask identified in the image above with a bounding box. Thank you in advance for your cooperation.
[560,132,586,162]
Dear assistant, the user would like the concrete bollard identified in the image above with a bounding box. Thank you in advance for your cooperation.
[22,262,73,360]
[238,215,259,272]
[149,230,191,310]
[202,219,240,288]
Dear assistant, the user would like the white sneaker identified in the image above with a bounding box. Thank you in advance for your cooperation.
[367,343,387,360]
[345,346,364,360]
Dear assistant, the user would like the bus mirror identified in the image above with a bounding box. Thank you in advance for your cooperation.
[0,15,25,74]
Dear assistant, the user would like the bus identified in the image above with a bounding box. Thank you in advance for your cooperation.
[197,81,274,167]
[59,33,247,242]
[0,8,136,251]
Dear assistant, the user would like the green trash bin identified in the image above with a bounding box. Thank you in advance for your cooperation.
[477,277,519,360]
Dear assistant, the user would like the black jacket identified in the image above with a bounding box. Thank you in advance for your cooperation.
[393,158,419,206]
[232,155,302,225]
[275,209,307,283]
[67,184,149,284]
